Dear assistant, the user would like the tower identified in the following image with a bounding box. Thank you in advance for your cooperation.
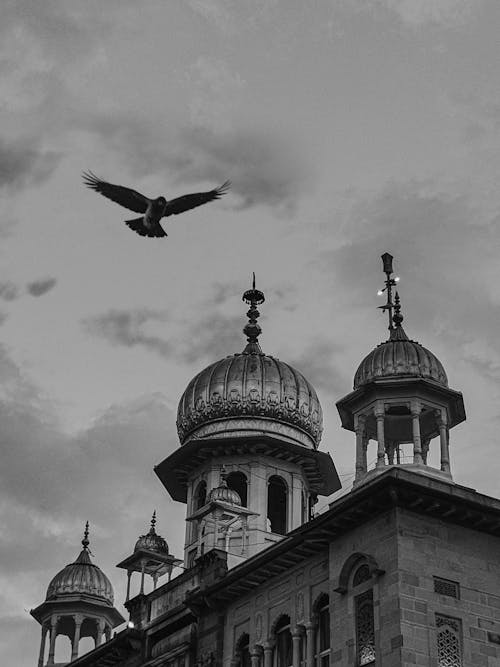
[336,253,466,486]
[155,278,341,567]
[30,524,124,666]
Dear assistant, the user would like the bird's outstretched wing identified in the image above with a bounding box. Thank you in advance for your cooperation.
[82,171,150,214]
[163,180,231,217]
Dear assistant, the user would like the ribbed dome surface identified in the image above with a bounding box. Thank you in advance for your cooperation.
[208,482,242,506]
[176,351,323,447]
[354,326,448,389]
[46,549,114,605]
[134,530,168,555]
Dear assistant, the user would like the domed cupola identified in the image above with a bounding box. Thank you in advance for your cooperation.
[208,471,242,506]
[354,294,448,389]
[176,276,323,450]
[134,511,169,555]
[46,523,114,605]
[31,524,124,666]
[337,254,465,487]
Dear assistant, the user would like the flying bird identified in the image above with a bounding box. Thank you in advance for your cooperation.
[82,171,230,238]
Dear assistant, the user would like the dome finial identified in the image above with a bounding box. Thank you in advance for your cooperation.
[377,252,401,334]
[242,273,265,354]
[149,510,157,534]
[82,521,90,551]
[389,291,408,341]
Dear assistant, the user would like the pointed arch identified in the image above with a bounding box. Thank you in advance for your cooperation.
[272,615,292,667]
[235,632,251,667]
[334,552,384,594]
[267,475,288,535]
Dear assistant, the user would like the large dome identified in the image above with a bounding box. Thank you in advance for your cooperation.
[354,321,448,389]
[176,283,323,449]
[46,547,114,606]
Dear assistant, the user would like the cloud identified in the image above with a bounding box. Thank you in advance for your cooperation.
[0,341,184,662]
[26,277,57,297]
[0,282,19,302]
[0,137,61,191]
[344,0,482,28]
[83,308,174,358]
[81,109,309,212]
[321,182,500,380]
[288,339,350,397]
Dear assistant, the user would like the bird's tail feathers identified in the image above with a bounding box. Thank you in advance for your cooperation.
[214,180,231,197]
[125,218,167,238]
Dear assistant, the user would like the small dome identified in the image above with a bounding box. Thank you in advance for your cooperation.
[208,480,242,506]
[46,530,114,605]
[354,324,448,389]
[134,513,169,555]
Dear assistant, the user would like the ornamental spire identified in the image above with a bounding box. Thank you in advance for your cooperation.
[82,521,90,551]
[149,510,157,534]
[242,273,265,354]
[389,291,408,341]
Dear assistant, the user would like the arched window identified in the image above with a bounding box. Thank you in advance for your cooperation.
[226,471,248,507]
[236,633,251,667]
[353,562,375,666]
[436,615,462,667]
[274,616,292,667]
[195,480,207,510]
[267,476,287,535]
[314,595,330,667]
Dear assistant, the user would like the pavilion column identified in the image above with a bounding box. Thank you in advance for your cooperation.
[47,616,58,665]
[374,404,386,468]
[71,615,82,661]
[263,641,274,667]
[105,624,112,642]
[126,570,132,601]
[96,618,105,647]
[304,622,315,667]
[250,647,261,667]
[292,627,302,667]
[437,410,451,473]
[38,624,48,667]
[354,415,367,481]
[140,561,146,595]
[411,402,423,464]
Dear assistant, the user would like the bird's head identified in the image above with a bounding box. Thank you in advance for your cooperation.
[156,196,167,206]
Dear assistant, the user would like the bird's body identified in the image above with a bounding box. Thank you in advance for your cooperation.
[82,172,230,238]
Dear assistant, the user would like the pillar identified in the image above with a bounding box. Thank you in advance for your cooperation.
[304,622,315,667]
[355,415,366,480]
[140,561,145,595]
[126,570,132,601]
[437,410,451,473]
[38,624,48,667]
[47,616,58,666]
[71,615,82,661]
[292,627,302,667]
[411,402,423,465]
[250,648,261,667]
[105,624,112,642]
[374,404,386,468]
[263,642,274,667]
[96,618,105,647]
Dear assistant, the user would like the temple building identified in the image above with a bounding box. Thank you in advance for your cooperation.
[31,256,500,666]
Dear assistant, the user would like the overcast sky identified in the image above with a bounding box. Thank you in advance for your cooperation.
[2,1,500,664]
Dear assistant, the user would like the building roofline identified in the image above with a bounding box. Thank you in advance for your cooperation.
[187,467,500,607]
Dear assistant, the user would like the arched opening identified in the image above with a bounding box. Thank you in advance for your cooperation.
[78,635,95,656]
[313,594,330,667]
[235,632,251,667]
[195,480,207,510]
[226,471,248,507]
[274,615,292,667]
[267,475,287,535]
[54,633,72,663]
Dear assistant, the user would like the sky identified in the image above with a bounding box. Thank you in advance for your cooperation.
[2,0,500,663]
